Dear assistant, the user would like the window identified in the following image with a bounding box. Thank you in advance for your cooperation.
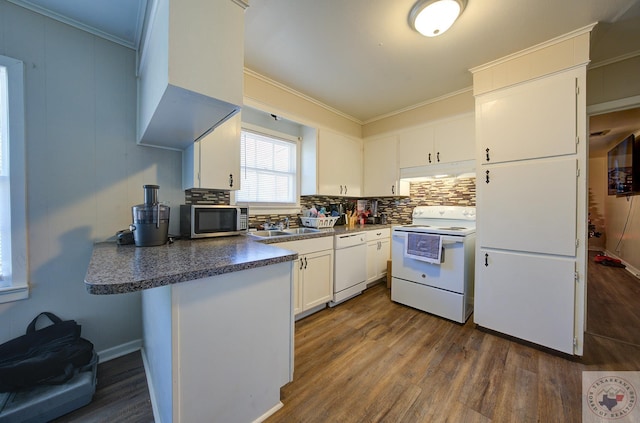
[236,129,298,207]
[0,55,28,302]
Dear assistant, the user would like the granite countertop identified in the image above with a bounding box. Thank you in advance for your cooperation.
[85,224,393,295]
[84,236,298,295]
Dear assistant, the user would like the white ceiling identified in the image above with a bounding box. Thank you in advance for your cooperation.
[7,0,640,153]
[244,0,640,123]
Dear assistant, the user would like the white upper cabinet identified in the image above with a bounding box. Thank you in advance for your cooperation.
[434,114,475,164]
[137,0,246,150]
[363,136,409,197]
[476,71,577,165]
[302,127,363,197]
[398,113,475,168]
[183,113,241,190]
[398,125,434,169]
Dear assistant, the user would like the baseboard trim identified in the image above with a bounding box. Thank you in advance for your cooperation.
[140,347,163,423]
[604,250,640,279]
[252,402,283,423]
[96,339,142,363]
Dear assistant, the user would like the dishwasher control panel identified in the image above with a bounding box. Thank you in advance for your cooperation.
[334,232,366,249]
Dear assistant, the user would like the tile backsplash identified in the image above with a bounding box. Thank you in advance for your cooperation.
[184,176,475,228]
[185,189,230,205]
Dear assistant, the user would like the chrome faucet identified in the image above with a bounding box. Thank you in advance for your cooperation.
[282,217,290,229]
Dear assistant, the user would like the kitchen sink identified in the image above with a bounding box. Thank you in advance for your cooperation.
[283,228,321,234]
[249,230,291,238]
[248,227,322,239]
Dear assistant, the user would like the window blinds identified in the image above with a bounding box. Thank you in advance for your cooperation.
[237,129,297,204]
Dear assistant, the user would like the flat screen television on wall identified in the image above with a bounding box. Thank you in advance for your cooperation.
[607,133,640,196]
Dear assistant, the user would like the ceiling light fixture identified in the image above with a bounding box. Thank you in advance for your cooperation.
[409,0,467,37]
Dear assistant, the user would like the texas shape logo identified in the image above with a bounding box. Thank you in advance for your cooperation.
[587,376,637,419]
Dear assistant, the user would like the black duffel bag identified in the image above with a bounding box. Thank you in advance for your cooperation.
[0,312,94,392]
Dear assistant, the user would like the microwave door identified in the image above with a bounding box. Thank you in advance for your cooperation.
[195,208,237,234]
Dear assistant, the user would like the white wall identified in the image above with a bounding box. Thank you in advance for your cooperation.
[0,1,183,356]
[605,192,640,273]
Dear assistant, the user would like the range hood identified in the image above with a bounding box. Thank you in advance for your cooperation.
[400,159,476,181]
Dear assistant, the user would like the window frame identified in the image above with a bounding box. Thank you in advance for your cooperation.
[0,55,28,303]
[233,123,301,215]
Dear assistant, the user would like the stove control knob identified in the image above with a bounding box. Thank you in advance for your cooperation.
[421,274,426,278]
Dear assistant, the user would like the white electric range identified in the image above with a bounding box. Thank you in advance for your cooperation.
[391,206,476,323]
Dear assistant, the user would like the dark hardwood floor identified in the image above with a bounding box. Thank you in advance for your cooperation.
[54,257,640,422]
[52,350,154,423]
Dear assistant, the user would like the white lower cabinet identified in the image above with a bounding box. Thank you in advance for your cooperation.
[366,228,390,284]
[275,237,334,316]
[474,249,576,354]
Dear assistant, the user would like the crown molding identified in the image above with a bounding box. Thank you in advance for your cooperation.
[6,0,145,50]
[244,68,363,125]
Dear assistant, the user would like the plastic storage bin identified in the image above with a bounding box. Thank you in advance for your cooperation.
[0,353,98,423]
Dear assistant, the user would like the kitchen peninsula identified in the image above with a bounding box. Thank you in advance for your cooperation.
[85,236,298,423]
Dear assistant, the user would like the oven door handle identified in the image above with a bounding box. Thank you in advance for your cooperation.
[392,232,463,245]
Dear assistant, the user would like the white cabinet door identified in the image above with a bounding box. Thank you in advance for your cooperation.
[366,241,379,284]
[397,114,475,168]
[398,125,434,168]
[363,136,407,196]
[293,257,302,315]
[302,250,334,310]
[274,237,334,316]
[317,129,362,196]
[475,249,576,354]
[366,229,391,284]
[477,69,578,165]
[477,158,577,256]
[199,114,241,190]
[183,113,241,190]
[378,238,390,277]
[434,113,475,163]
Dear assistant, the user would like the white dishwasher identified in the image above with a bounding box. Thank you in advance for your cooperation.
[331,231,367,306]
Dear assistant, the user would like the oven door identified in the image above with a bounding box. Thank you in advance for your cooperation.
[391,230,468,293]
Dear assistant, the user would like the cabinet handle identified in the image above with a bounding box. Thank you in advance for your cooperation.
[229,173,233,188]
[300,258,304,270]
[428,153,432,164]
[344,185,348,195]
[485,148,490,162]
[437,151,440,162]
[304,257,308,269]
[340,185,343,195]
[391,185,395,195]
[485,170,490,184]
[484,253,489,267]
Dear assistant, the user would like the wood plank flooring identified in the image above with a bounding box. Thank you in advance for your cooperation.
[51,350,153,423]
[267,280,640,422]
[54,256,640,422]
[586,250,640,346]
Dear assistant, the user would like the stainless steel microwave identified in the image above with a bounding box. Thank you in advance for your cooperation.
[180,205,249,238]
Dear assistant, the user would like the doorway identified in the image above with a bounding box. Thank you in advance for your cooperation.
[587,99,640,346]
